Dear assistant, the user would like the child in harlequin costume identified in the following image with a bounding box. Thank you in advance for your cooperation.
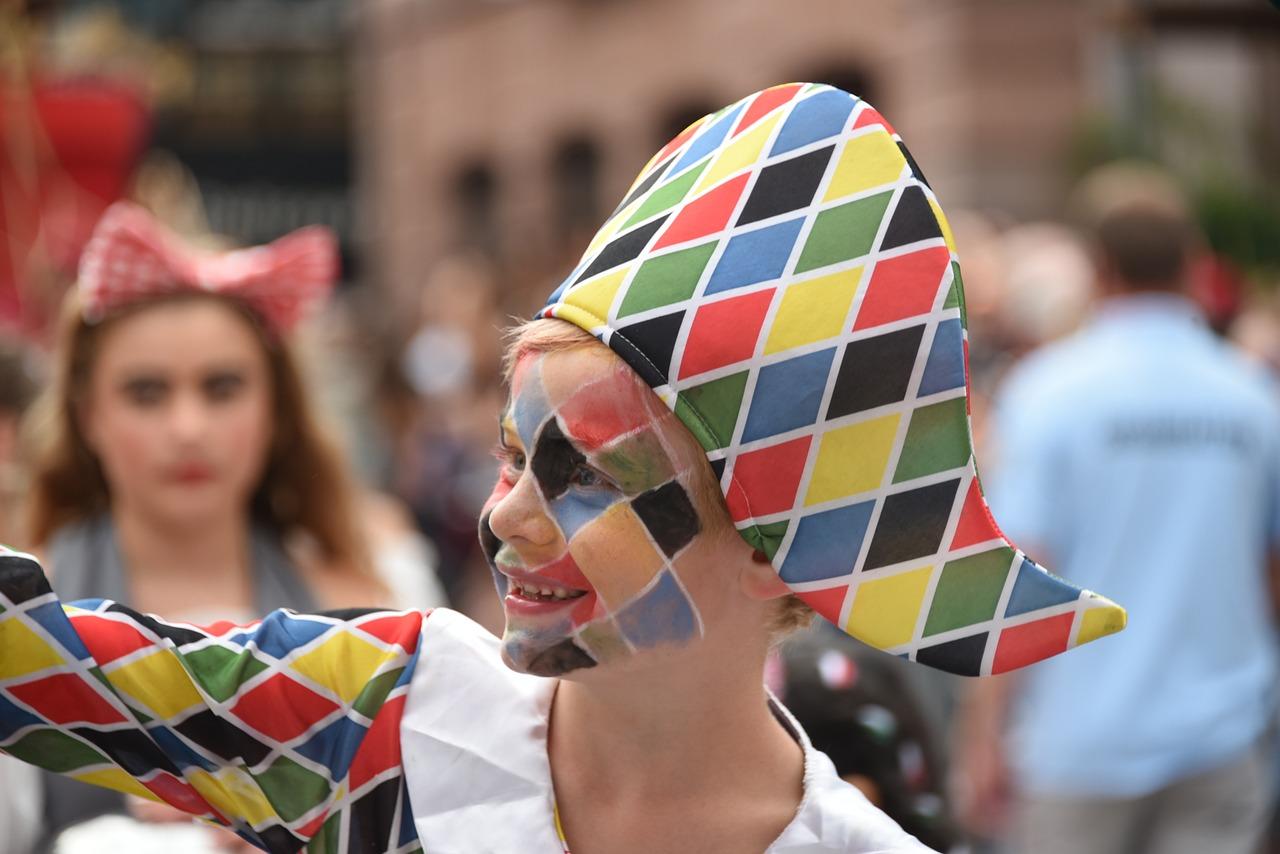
[0,84,1126,853]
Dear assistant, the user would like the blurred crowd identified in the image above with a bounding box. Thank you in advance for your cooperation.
[2,6,1280,851]
[1,149,1277,853]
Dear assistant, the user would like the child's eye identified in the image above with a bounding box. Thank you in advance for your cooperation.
[492,444,526,480]
[569,464,606,488]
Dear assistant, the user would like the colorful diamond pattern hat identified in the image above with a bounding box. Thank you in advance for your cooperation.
[539,83,1126,676]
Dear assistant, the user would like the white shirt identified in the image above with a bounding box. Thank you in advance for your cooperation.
[401,610,935,853]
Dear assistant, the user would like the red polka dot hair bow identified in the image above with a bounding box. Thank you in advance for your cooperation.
[78,201,338,335]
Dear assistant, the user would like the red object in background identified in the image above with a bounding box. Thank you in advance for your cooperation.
[0,76,150,336]
[1189,253,1244,335]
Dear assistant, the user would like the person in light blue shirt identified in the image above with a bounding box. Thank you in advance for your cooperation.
[955,164,1280,854]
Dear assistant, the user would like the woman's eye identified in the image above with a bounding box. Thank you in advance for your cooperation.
[122,379,167,406]
[204,373,245,402]
[570,464,603,488]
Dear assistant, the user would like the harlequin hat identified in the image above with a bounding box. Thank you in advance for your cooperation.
[538,83,1125,676]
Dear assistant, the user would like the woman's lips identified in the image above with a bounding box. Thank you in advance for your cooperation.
[169,463,214,484]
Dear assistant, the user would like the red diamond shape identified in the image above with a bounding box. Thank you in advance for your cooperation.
[854,246,949,331]
[734,84,804,137]
[852,105,897,135]
[354,613,421,654]
[797,584,850,626]
[350,693,404,791]
[652,173,750,251]
[725,436,812,522]
[230,673,339,743]
[992,612,1074,674]
[949,479,1002,551]
[70,614,153,665]
[6,673,127,726]
[677,287,775,380]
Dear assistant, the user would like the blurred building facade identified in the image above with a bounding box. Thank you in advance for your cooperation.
[354,0,1280,321]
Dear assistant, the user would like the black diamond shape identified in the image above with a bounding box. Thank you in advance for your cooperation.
[737,145,835,226]
[108,605,207,647]
[880,185,943,251]
[615,154,676,214]
[710,457,727,484]
[826,325,925,420]
[531,418,589,501]
[70,726,180,777]
[254,823,307,854]
[174,709,272,766]
[631,481,701,558]
[613,310,686,387]
[862,478,960,570]
[0,552,52,604]
[898,141,930,189]
[574,215,669,284]
[347,776,401,854]
[916,632,988,676]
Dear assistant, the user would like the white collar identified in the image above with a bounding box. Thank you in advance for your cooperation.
[400,609,930,853]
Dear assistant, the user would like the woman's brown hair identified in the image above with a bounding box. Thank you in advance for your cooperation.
[25,291,373,578]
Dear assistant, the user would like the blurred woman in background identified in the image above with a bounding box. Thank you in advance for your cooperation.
[20,202,407,847]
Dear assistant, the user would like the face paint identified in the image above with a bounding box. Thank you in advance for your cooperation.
[482,347,708,677]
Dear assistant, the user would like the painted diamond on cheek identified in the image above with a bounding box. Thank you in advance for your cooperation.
[630,481,701,558]
[531,418,584,501]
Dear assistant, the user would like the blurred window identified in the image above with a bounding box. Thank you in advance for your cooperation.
[455,163,499,256]
[552,136,600,244]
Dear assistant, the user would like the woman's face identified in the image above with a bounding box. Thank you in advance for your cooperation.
[481,344,737,678]
[80,298,275,528]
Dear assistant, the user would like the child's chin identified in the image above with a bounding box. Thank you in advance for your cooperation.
[501,635,597,677]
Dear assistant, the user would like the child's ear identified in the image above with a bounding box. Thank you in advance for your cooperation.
[740,549,791,601]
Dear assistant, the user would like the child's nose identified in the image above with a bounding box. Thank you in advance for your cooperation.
[486,471,560,550]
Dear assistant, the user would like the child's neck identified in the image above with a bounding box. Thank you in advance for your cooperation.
[547,638,804,852]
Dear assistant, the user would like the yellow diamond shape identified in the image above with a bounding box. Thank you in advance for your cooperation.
[847,565,934,649]
[694,112,782,194]
[824,130,906,202]
[188,767,276,827]
[929,196,957,253]
[1075,599,1127,646]
[106,649,204,719]
[74,767,156,801]
[805,414,901,506]
[291,631,391,705]
[0,616,65,680]
[562,266,630,327]
[764,268,863,355]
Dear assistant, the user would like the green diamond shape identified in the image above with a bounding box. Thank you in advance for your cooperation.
[623,161,709,228]
[944,262,966,327]
[618,242,717,318]
[923,547,1015,636]
[184,646,270,704]
[4,729,110,773]
[352,666,402,721]
[257,755,330,822]
[744,520,790,562]
[675,370,748,450]
[894,396,970,483]
[795,191,893,274]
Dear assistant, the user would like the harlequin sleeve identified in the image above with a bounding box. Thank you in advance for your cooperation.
[0,547,425,853]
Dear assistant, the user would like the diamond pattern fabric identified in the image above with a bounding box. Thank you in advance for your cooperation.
[0,549,424,853]
[539,83,1126,675]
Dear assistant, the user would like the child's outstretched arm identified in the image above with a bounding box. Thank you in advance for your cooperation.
[0,546,426,853]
